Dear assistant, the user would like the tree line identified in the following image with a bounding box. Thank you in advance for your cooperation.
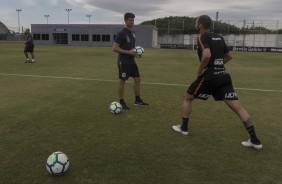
[140,16,282,35]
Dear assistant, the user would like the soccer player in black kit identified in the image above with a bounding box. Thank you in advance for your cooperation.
[172,15,262,150]
[112,12,148,110]
[24,28,35,63]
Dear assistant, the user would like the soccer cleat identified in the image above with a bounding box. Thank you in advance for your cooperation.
[31,59,35,63]
[134,100,149,106]
[120,102,130,110]
[172,124,188,135]
[25,59,30,63]
[242,139,262,150]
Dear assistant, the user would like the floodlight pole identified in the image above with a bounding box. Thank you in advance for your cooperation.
[44,15,50,24]
[277,20,279,34]
[243,20,246,48]
[65,9,72,24]
[86,14,92,24]
[216,11,219,22]
[16,9,22,33]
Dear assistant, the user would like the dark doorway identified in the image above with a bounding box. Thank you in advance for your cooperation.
[53,33,68,44]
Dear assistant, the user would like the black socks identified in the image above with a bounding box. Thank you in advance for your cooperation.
[246,126,260,144]
[135,96,141,102]
[243,118,260,144]
[181,117,189,131]
[120,99,125,104]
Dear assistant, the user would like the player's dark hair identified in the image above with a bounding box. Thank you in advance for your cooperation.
[124,12,135,20]
[197,15,212,29]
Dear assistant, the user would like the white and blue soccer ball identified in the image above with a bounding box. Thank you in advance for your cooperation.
[109,102,122,114]
[46,151,70,175]
[134,46,144,56]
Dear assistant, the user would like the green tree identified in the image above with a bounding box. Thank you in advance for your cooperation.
[141,16,197,35]
[141,16,275,35]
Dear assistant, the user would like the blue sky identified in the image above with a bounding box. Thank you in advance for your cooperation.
[1,0,281,32]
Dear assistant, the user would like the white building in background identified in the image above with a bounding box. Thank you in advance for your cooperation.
[31,24,158,48]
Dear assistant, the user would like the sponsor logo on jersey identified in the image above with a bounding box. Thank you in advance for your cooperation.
[212,37,222,41]
[214,71,226,75]
[214,59,224,65]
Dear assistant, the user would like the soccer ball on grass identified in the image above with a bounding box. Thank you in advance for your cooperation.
[46,151,70,175]
[109,102,122,114]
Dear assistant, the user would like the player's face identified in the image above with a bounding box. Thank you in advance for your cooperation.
[125,18,134,28]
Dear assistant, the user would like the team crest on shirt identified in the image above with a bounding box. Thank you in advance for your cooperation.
[126,35,130,43]
[122,73,127,78]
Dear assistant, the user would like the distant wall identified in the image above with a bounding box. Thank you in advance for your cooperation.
[159,34,282,48]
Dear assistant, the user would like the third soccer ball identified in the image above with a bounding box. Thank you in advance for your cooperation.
[46,151,70,175]
[134,46,144,56]
[109,102,122,114]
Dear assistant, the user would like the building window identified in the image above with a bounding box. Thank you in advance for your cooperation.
[81,34,89,41]
[42,34,49,40]
[33,34,40,40]
[113,35,117,41]
[102,35,110,42]
[72,34,80,41]
[92,34,101,42]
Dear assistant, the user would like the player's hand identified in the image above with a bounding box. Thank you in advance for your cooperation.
[128,49,137,56]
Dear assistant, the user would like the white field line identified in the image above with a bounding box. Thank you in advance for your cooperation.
[0,73,282,93]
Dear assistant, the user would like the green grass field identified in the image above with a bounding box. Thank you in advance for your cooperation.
[0,41,282,184]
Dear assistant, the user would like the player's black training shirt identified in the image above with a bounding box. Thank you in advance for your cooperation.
[115,28,136,64]
[26,33,34,45]
[197,31,229,79]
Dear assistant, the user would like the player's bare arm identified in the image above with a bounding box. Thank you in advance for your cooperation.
[224,52,232,64]
[197,48,211,77]
[112,42,136,56]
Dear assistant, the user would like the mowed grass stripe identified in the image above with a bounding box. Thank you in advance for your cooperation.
[1,72,282,93]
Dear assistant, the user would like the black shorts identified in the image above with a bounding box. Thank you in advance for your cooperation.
[118,64,140,80]
[188,74,238,101]
[24,44,34,53]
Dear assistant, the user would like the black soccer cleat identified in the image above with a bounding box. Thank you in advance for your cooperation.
[134,100,149,106]
[120,102,130,110]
